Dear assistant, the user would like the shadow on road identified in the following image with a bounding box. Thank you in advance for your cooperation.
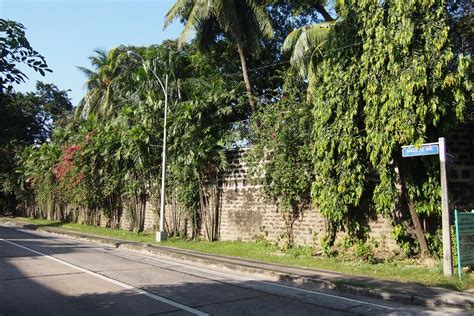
[1,225,464,316]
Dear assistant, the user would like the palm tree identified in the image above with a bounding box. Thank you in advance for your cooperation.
[281,22,333,83]
[164,0,273,112]
[281,0,346,100]
[76,48,128,119]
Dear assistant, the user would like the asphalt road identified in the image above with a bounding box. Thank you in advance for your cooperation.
[0,224,467,315]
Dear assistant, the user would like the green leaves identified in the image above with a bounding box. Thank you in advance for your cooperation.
[282,22,333,82]
[13,38,240,232]
[0,19,52,92]
[309,0,471,252]
[248,89,314,244]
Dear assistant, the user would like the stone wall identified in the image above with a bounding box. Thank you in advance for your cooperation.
[73,123,472,255]
[218,149,398,253]
[217,122,473,250]
[447,124,474,209]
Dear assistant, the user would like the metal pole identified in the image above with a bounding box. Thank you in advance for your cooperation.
[126,51,168,242]
[157,75,168,242]
[439,137,453,276]
[454,210,462,280]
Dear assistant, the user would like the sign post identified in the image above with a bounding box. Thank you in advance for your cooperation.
[402,138,453,276]
[439,137,453,276]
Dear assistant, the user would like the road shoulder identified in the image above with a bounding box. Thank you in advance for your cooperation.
[1,218,473,311]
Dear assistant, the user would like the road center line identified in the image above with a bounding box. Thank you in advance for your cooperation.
[0,238,209,316]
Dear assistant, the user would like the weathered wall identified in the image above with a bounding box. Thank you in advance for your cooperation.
[217,122,473,250]
[74,123,473,255]
[447,123,474,209]
[218,149,398,253]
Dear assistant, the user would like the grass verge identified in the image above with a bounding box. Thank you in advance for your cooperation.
[5,216,473,291]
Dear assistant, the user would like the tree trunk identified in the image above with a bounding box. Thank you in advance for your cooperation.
[314,4,335,22]
[236,42,256,112]
[397,161,430,256]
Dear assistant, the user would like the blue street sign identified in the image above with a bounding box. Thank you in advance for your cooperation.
[402,138,454,276]
[402,144,439,157]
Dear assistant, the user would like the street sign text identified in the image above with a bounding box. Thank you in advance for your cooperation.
[402,144,439,157]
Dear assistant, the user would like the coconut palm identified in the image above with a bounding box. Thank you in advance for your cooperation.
[76,48,128,119]
[281,0,346,99]
[281,22,333,81]
[164,0,273,112]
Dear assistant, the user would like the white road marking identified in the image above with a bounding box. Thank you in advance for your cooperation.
[117,250,395,310]
[6,227,394,310]
[0,238,208,316]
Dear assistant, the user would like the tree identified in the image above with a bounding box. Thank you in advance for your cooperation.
[15,40,242,237]
[164,0,273,112]
[265,0,337,22]
[0,82,72,146]
[0,19,51,93]
[248,87,313,247]
[447,0,473,55]
[0,82,71,214]
[76,48,129,119]
[167,77,235,240]
[279,0,348,98]
[310,0,471,255]
[281,21,333,98]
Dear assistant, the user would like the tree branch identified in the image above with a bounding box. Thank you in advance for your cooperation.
[315,4,334,22]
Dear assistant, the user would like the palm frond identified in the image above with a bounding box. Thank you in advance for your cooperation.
[282,22,334,80]
[178,0,212,45]
[76,66,95,79]
[245,0,273,39]
[89,49,108,69]
[164,0,193,28]
[281,28,303,53]
[215,0,241,37]
[74,99,86,120]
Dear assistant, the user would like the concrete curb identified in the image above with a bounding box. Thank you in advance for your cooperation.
[3,219,473,310]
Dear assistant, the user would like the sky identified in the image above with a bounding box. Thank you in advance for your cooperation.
[1,0,182,105]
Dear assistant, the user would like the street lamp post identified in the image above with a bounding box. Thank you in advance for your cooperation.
[157,74,168,242]
[127,51,167,242]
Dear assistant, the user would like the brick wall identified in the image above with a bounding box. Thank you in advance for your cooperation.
[144,202,158,231]
[447,123,474,209]
[218,149,399,253]
[90,123,472,254]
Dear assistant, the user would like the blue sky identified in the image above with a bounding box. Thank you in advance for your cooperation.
[1,0,182,105]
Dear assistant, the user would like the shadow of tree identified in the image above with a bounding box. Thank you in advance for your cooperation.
[1,224,470,315]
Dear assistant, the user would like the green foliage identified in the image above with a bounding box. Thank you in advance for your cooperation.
[76,47,134,119]
[0,19,52,92]
[320,235,334,257]
[165,0,273,53]
[6,1,474,260]
[0,82,72,147]
[248,89,313,245]
[391,224,415,257]
[0,19,71,215]
[167,52,238,239]
[165,0,274,112]
[310,0,471,254]
[425,229,443,259]
[15,40,240,235]
[281,21,333,92]
[353,239,376,263]
[0,82,71,215]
